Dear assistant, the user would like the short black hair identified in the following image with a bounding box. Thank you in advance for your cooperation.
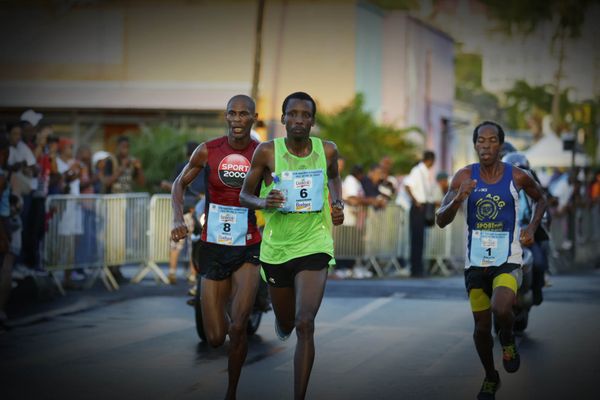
[227,94,256,114]
[350,164,364,176]
[117,135,129,144]
[282,92,317,116]
[423,150,435,161]
[473,121,505,145]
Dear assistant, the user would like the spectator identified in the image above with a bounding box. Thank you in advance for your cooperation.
[433,171,449,205]
[103,136,144,283]
[56,138,85,288]
[589,170,600,205]
[7,123,37,272]
[19,109,43,150]
[361,163,388,207]
[378,155,398,201]
[404,150,436,277]
[0,134,21,330]
[91,150,113,194]
[104,135,145,193]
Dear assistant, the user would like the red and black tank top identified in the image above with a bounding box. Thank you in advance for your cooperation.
[201,136,261,245]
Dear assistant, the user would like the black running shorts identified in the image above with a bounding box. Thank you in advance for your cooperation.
[261,253,332,288]
[196,241,260,281]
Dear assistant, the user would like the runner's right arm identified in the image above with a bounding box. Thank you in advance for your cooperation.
[171,143,207,241]
[239,142,285,210]
[435,167,475,228]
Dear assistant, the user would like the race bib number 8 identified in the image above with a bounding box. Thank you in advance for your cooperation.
[206,203,248,246]
[469,230,509,267]
[278,169,324,213]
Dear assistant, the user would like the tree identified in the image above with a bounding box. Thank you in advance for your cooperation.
[316,94,421,174]
[130,124,217,193]
[481,0,596,133]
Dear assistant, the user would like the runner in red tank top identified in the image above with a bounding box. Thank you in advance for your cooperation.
[171,95,261,400]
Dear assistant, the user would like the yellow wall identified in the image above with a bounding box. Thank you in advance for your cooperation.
[0,0,358,121]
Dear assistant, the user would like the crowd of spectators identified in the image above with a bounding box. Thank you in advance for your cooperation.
[0,109,146,329]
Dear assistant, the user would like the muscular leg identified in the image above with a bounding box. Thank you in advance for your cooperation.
[225,262,259,400]
[293,268,328,400]
[269,285,296,335]
[201,276,232,348]
[472,308,496,378]
[491,286,516,345]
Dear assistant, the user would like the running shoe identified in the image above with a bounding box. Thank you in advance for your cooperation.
[502,341,521,373]
[477,371,501,400]
[274,319,292,341]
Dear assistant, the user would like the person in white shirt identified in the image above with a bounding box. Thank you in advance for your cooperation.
[404,151,436,277]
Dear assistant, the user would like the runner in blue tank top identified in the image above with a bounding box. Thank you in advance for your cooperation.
[436,121,547,400]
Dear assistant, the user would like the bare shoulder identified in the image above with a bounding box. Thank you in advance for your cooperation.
[511,165,534,189]
[445,165,472,189]
[322,140,338,156]
[250,140,275,163]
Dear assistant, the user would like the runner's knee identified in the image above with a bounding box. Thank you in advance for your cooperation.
[295,314,315,337]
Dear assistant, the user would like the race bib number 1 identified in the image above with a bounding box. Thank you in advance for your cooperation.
[278,169,324,213]
[206,203,248,246]
[469,230,510,267]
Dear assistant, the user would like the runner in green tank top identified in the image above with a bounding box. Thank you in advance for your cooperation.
[240,92,344,400]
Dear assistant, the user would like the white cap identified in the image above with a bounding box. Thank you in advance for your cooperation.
[92,150,111,166]
[20,109,44,127]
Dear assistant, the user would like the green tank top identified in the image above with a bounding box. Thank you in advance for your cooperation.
[259,137,334,264]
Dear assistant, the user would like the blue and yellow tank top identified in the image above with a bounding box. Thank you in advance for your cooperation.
[465,162,522,268]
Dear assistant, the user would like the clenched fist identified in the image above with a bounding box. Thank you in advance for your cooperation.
[455,178,477,203]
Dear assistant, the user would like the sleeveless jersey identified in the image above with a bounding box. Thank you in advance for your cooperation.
[465,162,521,268]
[259,137,334,264]
[201,136,261,246]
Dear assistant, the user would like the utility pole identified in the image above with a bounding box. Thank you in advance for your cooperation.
[251,0,265,101]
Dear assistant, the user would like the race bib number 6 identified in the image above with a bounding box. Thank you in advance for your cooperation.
[278,169,324,213]
[206,203,248,246]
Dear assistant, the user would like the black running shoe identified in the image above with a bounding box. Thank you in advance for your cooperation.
[477,371,501,400]
[502,341,521,373]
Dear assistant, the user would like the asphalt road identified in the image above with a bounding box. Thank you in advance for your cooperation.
[1,271,599,400]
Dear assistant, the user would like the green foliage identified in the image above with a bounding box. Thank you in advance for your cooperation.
[129,124,219,193]
[315,94,421,174]
[480,0,593,38]
[455,53,483,88]
[455,51,504,122]
[367,0,422,10]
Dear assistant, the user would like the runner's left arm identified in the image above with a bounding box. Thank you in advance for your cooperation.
[515,168,547,247]
[324,141,344,226]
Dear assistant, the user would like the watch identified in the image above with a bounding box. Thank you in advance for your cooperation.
[331,199,344,210]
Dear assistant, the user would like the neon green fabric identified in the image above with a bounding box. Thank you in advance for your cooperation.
[259,137,334,264]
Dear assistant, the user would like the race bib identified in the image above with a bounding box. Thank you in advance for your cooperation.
[278,169,324,213]
[469,230,509,267]
[206,203,248,246]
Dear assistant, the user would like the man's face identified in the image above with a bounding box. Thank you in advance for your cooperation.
[225,99,256,140]
[9,126,22,146]
[380,157,393,173]
[117,141,130,157]
[474,125,501,164]
[424,158,435,169]
[281,99,314,140]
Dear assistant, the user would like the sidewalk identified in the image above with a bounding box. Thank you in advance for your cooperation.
[4,265,189,330]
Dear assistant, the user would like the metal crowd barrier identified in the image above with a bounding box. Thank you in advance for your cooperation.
[44,193,600,293]
[333,205,466,277]
[130,194,171,285]
[547,206,600,271]
[44,193,150,293]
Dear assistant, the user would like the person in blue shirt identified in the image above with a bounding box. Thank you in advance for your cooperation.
[436,121,547,400]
